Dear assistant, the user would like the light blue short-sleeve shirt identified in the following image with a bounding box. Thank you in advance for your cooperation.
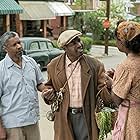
[0,54,45,128]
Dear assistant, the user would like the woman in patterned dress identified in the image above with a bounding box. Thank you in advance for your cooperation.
[107,21,140,140]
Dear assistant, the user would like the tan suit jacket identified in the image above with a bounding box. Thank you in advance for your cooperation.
[45,53,110,140]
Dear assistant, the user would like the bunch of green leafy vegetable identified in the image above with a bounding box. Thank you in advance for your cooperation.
[96,107,115,140]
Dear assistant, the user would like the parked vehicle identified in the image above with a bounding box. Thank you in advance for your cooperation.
[0,37,64,70]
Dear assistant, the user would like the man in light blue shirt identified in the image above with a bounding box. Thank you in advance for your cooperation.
[0,31,46,140]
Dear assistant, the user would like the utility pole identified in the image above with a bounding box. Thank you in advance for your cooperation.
[104,0,110,55]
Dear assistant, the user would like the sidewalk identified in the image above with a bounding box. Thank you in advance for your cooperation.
[89,45,119,58]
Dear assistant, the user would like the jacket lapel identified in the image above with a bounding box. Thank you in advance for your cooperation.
[55,54,68,90]
[80,56,91,100]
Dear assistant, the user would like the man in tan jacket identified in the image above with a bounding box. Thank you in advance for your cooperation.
[42,30,111,140]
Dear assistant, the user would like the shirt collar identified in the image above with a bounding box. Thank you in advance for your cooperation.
[65,55,79,67]
[5,54,29,69]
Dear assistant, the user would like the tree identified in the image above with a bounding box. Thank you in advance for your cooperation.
[83,1,125,40]
[72,0,125,41]
[84,11,104,40]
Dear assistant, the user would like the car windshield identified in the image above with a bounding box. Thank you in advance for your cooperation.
[40,41,47,49]
[30,42,39,50]
[39,41,54,50]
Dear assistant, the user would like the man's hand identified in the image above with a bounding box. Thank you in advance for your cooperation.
[42,88,55,101]
[0,126,6,140]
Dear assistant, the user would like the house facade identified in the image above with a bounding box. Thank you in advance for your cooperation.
[0,0,99,38]
[18,0,75,38]
[0,0,23,36]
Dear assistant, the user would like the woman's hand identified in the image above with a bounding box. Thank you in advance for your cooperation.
[105,74,113,91]
[106,68,115,79]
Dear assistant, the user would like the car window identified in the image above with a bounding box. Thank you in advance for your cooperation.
[40,41,47,50]
[30,42,39,50]
[47,41,54,49]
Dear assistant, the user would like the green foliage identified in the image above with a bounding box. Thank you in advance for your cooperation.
[96,107,113,140]
[108,40,116,46]
[80,1,125,41]
[80,36,93,53]
[99,1,125,19]
[92,39,116,47]
[81,36,93,50]
[75,0,87,9]
[83,12,104,40]
[133,17,140,22]
[73,12,85,32]
[52,40,58,48]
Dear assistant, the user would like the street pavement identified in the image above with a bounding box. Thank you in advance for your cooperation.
[38,45,126,140]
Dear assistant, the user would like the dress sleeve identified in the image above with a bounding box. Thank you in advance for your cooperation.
[0,72,2,115]
[112,64,133,99]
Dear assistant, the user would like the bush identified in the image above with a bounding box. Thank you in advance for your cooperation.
[80,36,93,53]
[52,40,58,48]
[109,40,116,47]
[92,39,116,47]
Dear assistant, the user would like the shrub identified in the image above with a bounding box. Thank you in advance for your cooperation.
[80,36,93,53]
[52,40,58,48]
[92,39,116,47]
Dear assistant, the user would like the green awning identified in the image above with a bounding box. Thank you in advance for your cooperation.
[0,0,23,15]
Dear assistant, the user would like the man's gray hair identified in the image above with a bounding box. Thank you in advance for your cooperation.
[0,31,18,48]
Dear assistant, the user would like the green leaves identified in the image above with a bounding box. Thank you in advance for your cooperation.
[83,12,103,40]
[96,107,115,140]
